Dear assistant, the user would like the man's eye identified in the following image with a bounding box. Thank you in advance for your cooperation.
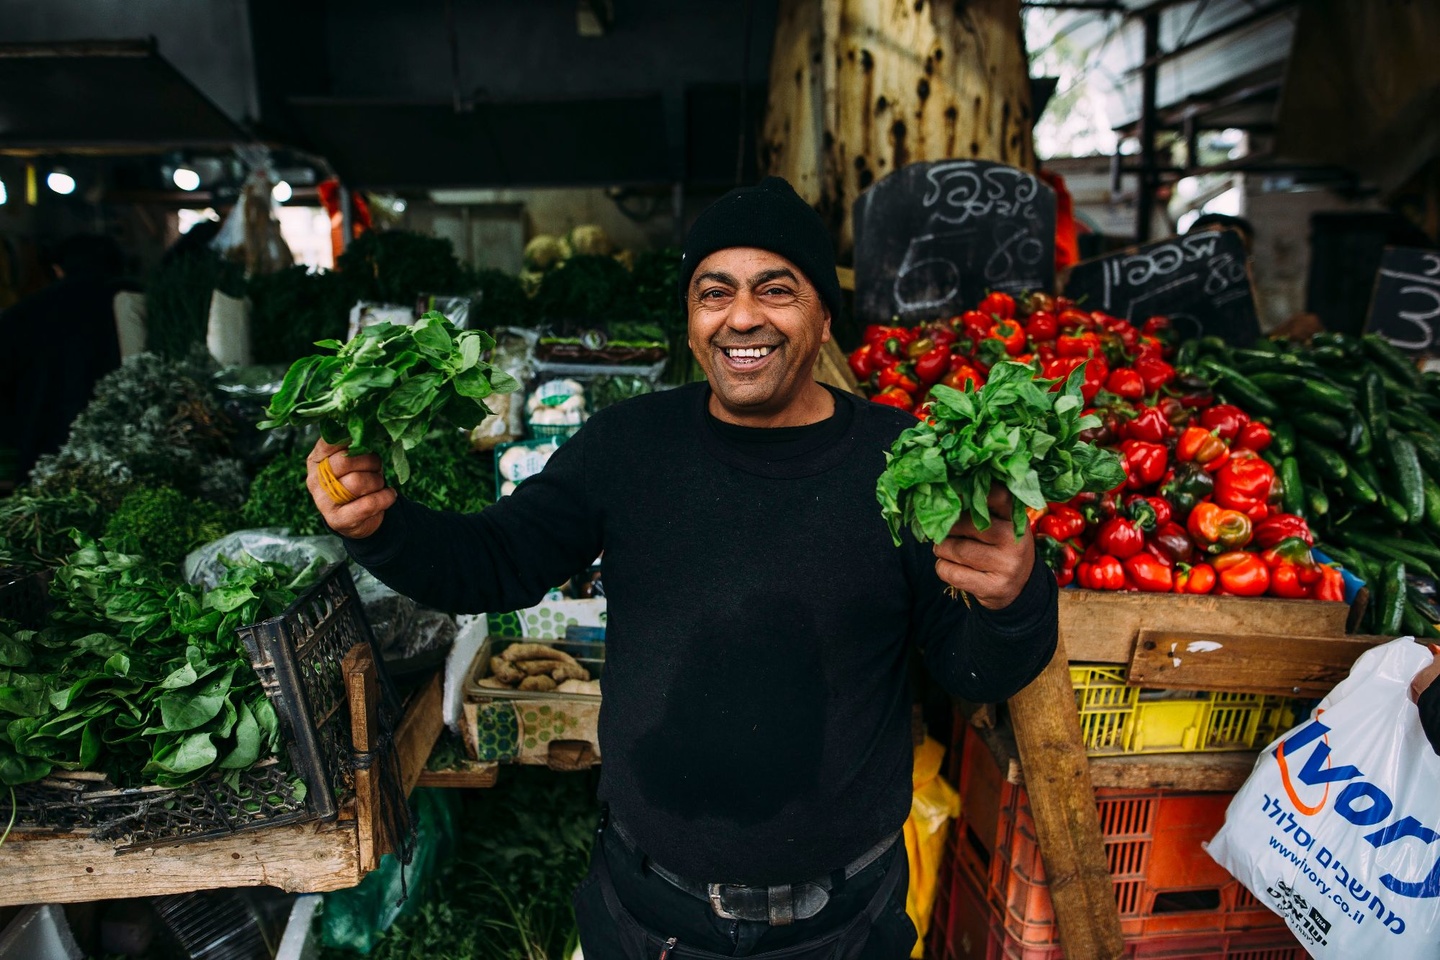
[763,286,792,296]
[700,288,727,300]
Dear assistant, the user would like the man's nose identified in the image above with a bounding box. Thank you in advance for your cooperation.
[726,293,765,332]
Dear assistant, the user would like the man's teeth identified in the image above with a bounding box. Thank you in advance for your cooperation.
[725,347,773,359]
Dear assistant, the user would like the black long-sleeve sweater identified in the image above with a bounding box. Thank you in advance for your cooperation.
[344,383,1058,884]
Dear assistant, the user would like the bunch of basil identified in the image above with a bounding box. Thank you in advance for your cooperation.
[259,313,517,484]
[877,361,1126,545]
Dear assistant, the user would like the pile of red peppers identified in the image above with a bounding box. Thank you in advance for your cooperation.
[850,292,1346,600]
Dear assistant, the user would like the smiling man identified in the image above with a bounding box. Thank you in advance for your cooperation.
[308,176,1058,959]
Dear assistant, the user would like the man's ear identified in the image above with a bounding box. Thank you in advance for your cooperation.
[821,307,832,344]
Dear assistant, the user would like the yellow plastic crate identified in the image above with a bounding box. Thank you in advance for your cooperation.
[1070,664,1296,756]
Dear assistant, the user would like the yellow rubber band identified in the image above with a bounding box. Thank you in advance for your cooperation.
[316,457,357,506]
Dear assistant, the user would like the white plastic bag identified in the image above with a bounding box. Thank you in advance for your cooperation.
[1206,636,1440,958]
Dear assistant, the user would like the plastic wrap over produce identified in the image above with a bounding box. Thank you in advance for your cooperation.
[184,528,347,588]
[1206,637,1440,958]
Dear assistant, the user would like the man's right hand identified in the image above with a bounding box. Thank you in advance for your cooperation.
[306,438,397,539]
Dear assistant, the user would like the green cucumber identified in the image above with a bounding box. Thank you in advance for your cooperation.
[1362,334,1425,389]
[1271,420,1297,457]
[1293,411,1348,446]
[1408,431,1440,477]
[1297,381,1357,416]
[1425,476,1440,530]
[1360,371,1389,439]
[1377,561,1407,635]
[1280,456,1306,516]
[1198,359,1281,418]
[1298,442,1349,481]
[1346,412,1372,457]
[1330,530,1439,579]
[1379,495,1412,527]
[1402,600,1440,640]
[1308,483,1330,518]
[1247,372,1309,394]
[1340,467,1380,505]
[1385,429,1426,525]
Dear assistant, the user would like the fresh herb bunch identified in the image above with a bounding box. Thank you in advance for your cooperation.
[259,313,518,485]
[336,231,470,306]
[877,361,1126,545]
[247,265,353,366]
[0,490,106,570]
[326,768,597,960]
[27,352,248,508]
[533,254,641,328]
[103,486,241,566]
[0,541,322,788]
[145,249,247,360]
[242,456,325,536]
[470,268,536,329]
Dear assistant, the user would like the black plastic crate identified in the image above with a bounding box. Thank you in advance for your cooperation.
[11,563,389,849]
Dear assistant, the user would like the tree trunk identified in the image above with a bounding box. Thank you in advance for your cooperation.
[762,0,1035,255]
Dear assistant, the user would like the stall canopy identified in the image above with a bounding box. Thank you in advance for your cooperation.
[0,40,246,153]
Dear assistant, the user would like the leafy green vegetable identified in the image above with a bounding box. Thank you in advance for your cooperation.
[103,486,241,566]
[0,491,106,570]
[259,314,518,485]
[322,769,597,960]
[877,361,1126,544]
[242,456,326,536]
[0,541,321,788]
[27,353,247,508]
[470,268,536,329]
[145,248,247,361]
[247,266,354,366]
[533,255,641,328]
[336,231,470,306]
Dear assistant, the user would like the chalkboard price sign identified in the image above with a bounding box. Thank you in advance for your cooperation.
[1063,229,1260,346]
[852,160,1056,324]
[1367,246,1440,354]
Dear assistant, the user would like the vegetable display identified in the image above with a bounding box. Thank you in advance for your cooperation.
[1184,332,1440,635]
[259,313,518,485]
[877,361,1126,544]
[0,542,319,788]
[103,486,241,567]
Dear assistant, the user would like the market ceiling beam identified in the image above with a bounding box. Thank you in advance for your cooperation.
[1124,0,1297,76]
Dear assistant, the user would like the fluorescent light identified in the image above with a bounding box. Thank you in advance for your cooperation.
[394,198,407,213]
[0,180,7,205]
[46,171,76,195]
[271,180,292,203]
[172,167,201,191]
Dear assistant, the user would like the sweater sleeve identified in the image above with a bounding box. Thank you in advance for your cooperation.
[341,423,604,614]
[1419,681,1440,757]
[907,538,1059,703]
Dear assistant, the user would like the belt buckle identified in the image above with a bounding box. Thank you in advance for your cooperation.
[707,883,741,921]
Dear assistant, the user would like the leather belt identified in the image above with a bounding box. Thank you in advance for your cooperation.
[608,817,899,926]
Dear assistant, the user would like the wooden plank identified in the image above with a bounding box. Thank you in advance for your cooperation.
[415,762,499,790]
[836,265,855,291]
[1129,630,1391,698]
[394,671,445,796]
[344,644,383,873]
[984,717,1260,792]
[1060,591,1350,664]
[1007,632,1125,960]
[0,821,362,906]
[813,339,861,395]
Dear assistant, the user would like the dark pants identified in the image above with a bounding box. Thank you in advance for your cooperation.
[572,823,916,959]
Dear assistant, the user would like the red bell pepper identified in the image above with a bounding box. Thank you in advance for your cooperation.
[1260,536,1319,599]
[1038,537,1080,588]
[960,310,993,342]
[1213,551,1271,596]
[1105,368,1146,400]
[1173,562,1217,594]
[1148,521,1195,565]
[1024,310,1058,343]
[863,324,907,346]
[978,291,1016,320]
[1176,425,1229,470]
[941,366,983,391]
[925,324,957,348]
[1095,516,1147,560]
[1077,555,1126,591]
[1132,357,1176,394]
[1199,404,1250,441]
[1214,455,1276,518]
[1234,421,1272,453]
[1126,495,1172,527]
[848,343,878,380]
[1125,553,1174,592]
[877,365,920,395]
[1057,307,1090,332]
[1119,440,1168,490]
[1253,513,1313,549]
[1120,404,1174,443]
[990,320,1026,356]
[1187,502,1253,553]
[1080,355,1110,403]
[914,345,951,385]
[871,387,915,412]
[1141,315,1171,337]
[1036,504,1086,542]
[1057,331,1102,358]
[1314,565,1345,602]
[1041,356,1085,387]
[1027,292,1056,314]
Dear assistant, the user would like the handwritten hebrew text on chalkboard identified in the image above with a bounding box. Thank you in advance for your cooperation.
[853,160,1056,324]
[1368,247,1440,354]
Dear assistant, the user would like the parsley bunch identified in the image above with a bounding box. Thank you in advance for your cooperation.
[877,361,1125,544]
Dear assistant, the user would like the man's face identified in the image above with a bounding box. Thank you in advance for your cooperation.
[687,247,832,425]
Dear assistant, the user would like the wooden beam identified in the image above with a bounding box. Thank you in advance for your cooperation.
[394,671,445,796]
[1128,630,1393,698]
[415,761,500,790]
[1059,591,1350,663]
[344,645,383,872]
[1007,632,1125,960]
[0,821,363,906]
[813,339,861,394]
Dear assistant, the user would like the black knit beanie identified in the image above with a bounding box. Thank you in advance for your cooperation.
[679,176,843,319]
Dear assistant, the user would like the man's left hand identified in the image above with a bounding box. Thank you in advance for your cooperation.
[933,485,1036,610]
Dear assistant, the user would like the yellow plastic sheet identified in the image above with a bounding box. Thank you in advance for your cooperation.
[906,735,960,957]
